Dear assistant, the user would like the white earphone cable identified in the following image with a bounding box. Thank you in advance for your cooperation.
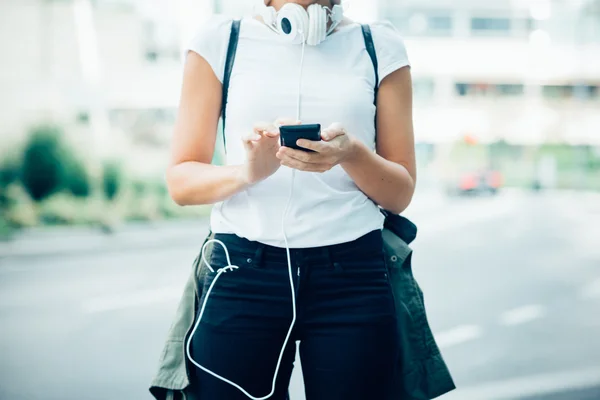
[296,32,306,121]
[185,29,307,400]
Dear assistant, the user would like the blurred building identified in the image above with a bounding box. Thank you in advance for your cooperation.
[0,0,210,166]
[1,0,598,157]
[379,0,600,145]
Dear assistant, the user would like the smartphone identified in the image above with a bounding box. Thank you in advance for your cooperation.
[279,124,321,152]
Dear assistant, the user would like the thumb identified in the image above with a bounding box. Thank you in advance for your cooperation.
[322,123,346,141]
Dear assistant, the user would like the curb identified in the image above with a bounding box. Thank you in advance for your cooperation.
[0,219,211,260]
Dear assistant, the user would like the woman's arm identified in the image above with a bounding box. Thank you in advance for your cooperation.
[166,52,249,206]
[340,66,416,214]
[278,66,416,214]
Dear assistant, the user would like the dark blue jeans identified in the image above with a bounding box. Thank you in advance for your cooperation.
[188,230,398,400]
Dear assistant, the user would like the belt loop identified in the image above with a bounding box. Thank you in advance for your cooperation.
[252,243,265,269]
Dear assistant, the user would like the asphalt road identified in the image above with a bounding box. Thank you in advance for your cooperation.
[1,190,599,400]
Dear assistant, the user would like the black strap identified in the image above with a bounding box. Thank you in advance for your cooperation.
[361,24,379,105]
[221,19,241,152]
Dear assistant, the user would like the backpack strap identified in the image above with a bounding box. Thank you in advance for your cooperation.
[221,19,241,153]
[361,24,379,105]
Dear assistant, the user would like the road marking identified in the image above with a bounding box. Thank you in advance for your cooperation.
[435,325,483,349]
[499,304,546,326]
[82,285,182,313]
[441,366,600,400]
[581,278,600,299]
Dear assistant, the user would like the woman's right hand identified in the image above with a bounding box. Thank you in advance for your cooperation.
[240,118,299,185]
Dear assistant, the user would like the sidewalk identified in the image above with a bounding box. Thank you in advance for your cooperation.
[0,190,446,260]
[2,187,595,260]
[0,218,211,259]
[0,188,503,260]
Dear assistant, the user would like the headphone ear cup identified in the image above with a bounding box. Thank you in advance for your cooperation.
[307,4,327,46]
[277,3,309,44]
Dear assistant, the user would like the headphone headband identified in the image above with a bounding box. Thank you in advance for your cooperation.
[257,2,344,45]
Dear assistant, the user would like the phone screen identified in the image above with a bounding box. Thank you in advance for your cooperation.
[279,124,321,151]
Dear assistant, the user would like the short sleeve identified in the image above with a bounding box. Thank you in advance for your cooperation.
[185,15,233,83]
[370,21,410,85]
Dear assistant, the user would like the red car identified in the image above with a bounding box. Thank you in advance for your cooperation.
[452,170,503,196]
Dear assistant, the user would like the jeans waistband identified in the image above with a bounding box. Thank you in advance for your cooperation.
[212,230,383,267]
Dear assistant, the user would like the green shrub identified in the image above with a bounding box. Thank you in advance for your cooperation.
[37,193,104,226]
[0,215,12,240]
[2,184,38,228]
[0,152,21,189]
[21,126,67,201]
[131,179,149,197]
[153,179,169,197]
[124,195,161,222]
[20,125,93,201]
[63,155,92,198]
[102,161,123,201]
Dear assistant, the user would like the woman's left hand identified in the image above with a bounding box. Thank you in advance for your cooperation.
[276,123,357,173]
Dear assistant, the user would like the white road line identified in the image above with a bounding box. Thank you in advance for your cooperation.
[581,278,600,300]
[434,325,483,349]
[499,304,546,326]
[82,285,182,313]
[441,366,600,400]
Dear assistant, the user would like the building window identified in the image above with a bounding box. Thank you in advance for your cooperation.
[145,50,158,63]
[574,85,599,100]
[407,12,453,36]
[427,15,453,35]
[76,112,90,125]
[543,84,599,100]
[496,84,525,96]
[542,85,573,99]
[413,78,436,101]
[471,17,511,35]
[455,82,525,97]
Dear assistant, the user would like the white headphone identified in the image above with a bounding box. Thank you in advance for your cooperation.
[258,1,345,46]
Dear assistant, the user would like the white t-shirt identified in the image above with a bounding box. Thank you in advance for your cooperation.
[187,15,410,248]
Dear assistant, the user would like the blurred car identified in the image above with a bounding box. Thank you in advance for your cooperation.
[447,169,504,196]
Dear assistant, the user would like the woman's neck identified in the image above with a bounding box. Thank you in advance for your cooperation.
[268,0,332,11]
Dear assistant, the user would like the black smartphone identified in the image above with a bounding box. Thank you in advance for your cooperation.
[279,124,321,152]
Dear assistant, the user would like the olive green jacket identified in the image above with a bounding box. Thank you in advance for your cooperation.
[149,215,455,400]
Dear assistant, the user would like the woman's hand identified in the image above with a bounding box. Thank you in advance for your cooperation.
[240,118,299,184]
[276,122,357,173]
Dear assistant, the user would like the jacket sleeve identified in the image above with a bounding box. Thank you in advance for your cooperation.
[383,226,456,399]
[149,234,214,400]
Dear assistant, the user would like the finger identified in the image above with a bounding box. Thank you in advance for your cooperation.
[296,139,329,153]
[263,129,280,139]
[253,121,271,133]
[280,156,329,172]
[253,124,280,143]
[321,128,346,141]
[278,147,321,164]
[242,131,262,143]
[322,122,347,141]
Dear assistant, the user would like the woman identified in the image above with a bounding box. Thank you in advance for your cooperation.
[166,0,416,399]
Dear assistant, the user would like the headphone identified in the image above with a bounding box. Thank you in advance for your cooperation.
[258,1,344,46]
